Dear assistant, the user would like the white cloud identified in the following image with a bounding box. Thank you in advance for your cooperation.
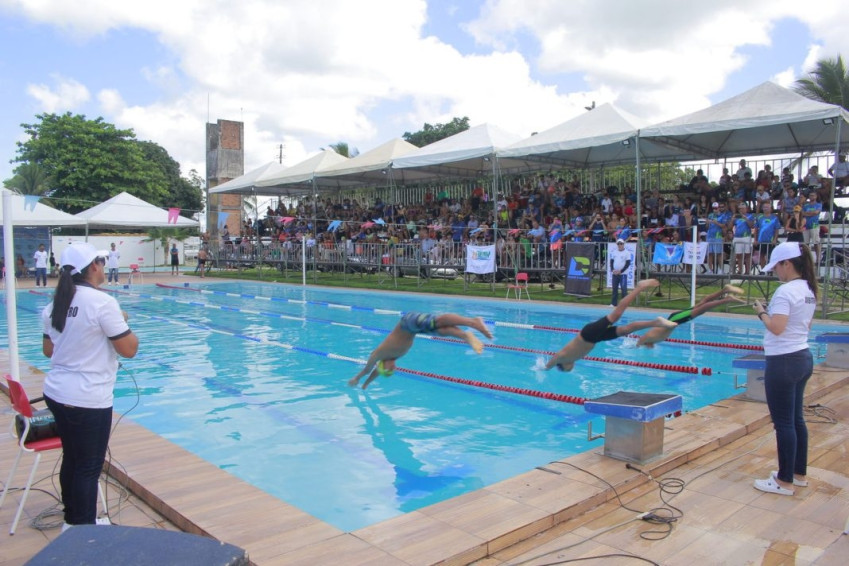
[26,75,90,113]
[772,67,796,88]
[7,0,849,182]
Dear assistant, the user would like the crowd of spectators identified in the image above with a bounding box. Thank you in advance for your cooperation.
[215,155,848,274]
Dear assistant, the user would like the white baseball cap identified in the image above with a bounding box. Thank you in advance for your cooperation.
[763,241,803,272]
[61,242,100,275]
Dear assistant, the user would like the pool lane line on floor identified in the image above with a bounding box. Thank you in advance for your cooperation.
[156,283,764,352]
[115,287,706,375]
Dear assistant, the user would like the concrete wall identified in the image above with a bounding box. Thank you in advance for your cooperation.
[51,235,184,269]
[206,119,244,239]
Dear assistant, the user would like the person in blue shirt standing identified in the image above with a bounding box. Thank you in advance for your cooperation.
[756,202,781,271]
[705,201,730,274]
[731,202,755,275]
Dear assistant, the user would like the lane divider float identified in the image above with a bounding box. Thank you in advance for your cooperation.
[157,283,763,352]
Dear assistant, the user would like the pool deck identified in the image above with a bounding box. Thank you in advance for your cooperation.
[2,273,849,565]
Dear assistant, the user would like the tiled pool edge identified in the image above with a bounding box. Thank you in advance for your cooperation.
[104,366,849,565]
[4,350,848,565]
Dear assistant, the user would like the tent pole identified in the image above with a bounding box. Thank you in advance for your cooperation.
[822,118,842,318]
[2,191,21,383]
[634,133,642,285]
[491,153,497,291]
[691,224,697,307]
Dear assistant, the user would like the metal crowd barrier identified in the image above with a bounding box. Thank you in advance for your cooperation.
[202,234,849,315]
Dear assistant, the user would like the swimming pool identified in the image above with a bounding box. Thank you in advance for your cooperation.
[5,282,843,531]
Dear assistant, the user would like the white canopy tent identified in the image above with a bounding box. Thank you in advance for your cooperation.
[392,123,524,180]
[207,160,287,194]
[75,191,200,228]
[247,149,348,195]
[314,138,420,189]
[639,81,849,158]
[497,103,691,167]
[0,188,88,227]
[2,189,88,384]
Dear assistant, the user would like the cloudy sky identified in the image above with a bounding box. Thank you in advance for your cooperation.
[1,0,846,186]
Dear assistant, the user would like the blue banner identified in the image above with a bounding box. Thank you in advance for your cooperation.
[652,243,684,265]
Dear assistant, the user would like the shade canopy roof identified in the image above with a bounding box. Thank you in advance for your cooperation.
[75,191,199,228]
[253,150,349,194]
[314,138,420,188]
[391,123,524,180]
[0,189,87,226]
[208,161,287,194]
[639,81,849,159]
[496,103,676,167]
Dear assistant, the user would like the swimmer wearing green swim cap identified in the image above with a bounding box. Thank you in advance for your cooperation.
[347,312,492,390]
[377,360,395,377]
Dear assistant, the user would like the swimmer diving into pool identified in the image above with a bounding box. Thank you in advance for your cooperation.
[636,284,747,347]
[348,312,494,390]
[545,279,676,372]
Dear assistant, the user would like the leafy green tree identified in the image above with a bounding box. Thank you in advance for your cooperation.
[137,141,203,217]
[403,117,470,147]
[3,162,55,202]
[794,55,849,110]
[12,113,200,214]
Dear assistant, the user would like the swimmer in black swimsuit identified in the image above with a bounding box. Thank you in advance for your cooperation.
[637,284,746,347]
[348,312,493,390]
[546,279,676,372]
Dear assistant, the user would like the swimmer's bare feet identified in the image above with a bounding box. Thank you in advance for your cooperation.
[466,331,484,354]
[723,284,745,295]
[655,317,678,329]
[728,295,748,305]
[471,317,493,340]
[637,278,661,290]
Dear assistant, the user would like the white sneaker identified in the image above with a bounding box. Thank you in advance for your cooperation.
[61,517,111,532]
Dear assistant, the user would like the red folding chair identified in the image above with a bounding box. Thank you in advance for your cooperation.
[128,263,143,285]
[0,376,105,534]
[506,272,530,300]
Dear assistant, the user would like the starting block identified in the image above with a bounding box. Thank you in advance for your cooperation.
[584,391,682,464]
[815,333,849,369]
[732,354,766,402]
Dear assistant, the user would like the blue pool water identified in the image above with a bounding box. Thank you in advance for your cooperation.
[3,282,844,531]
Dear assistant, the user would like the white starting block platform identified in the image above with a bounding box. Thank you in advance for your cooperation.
[732,353,766,402]
[815,333,849,369]
[584,391,682,464]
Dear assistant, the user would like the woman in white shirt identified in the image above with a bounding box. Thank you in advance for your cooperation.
[752,242,817,496]
[42,242,139,529]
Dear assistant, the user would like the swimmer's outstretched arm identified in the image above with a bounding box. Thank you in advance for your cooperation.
[360,369,381,390]
[348,352,380,387]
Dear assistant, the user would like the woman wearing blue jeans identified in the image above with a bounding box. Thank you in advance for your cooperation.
[41,243,138,529]
[752,242,817,496]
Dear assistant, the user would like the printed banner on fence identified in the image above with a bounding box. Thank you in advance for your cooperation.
[683,241,708,265]
[652,243,684,265]
[465,245,496,274]
[605,242,637,288]
[565,242,594,296]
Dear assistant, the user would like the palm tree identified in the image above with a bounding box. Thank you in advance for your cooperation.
[3,162,56,203]
[793,55,849,110]
[324,142,359,158]
[142,227,195,268]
